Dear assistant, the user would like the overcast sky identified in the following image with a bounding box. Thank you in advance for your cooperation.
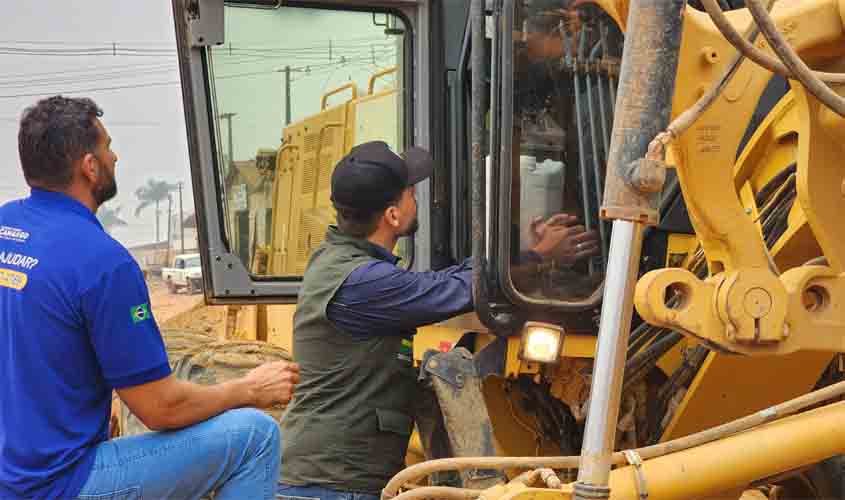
[0,2,191,248]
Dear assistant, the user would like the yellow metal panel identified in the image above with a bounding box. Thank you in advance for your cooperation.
[662,350,831,441]
[770,211,821,270]
[561,333,596,359]
[265,304,295,354]
[271,77,401,278]
[667,1,844,274]
[231,305,259,341]
[284,104,348,275]
[506,337,541,377]
[608,401,845,500]
[483,376,562,458]
[413,325,468,362]
[354,89,400,149]
[506,337,522,378]
[268,138,301,275]
[665,234,698,268]
[655,340,687,377]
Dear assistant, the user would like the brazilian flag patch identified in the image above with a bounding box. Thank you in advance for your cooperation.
[130,303,151,324]
[397,338,413,363]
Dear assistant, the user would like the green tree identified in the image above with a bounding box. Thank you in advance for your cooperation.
[97,204,128,236]
[135,179,176,242]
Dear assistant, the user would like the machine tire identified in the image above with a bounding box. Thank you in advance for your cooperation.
[119,334,291,437]
[166,278,178,294]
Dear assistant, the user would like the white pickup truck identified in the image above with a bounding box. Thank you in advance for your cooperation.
[161,253,203,294]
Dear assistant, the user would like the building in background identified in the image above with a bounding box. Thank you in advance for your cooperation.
[223,151,276,273]
[127,241,171,277]
[169,212,199,253]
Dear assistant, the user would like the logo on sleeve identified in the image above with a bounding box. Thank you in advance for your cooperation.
[397,338,413,363]
[130,303,151,324]
[0,226,30,243]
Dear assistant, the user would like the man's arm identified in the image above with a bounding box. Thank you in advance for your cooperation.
[83,256,298,431]
[327,260,474,338]
[117,361,298,431]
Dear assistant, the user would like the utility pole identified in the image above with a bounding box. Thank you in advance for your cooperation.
[155,201,160,242]
[284,65,292,125]
[177,181,185,252]
[166,194,173,262]
[218,112,237,174]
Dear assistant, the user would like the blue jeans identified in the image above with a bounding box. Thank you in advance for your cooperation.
[276,484,380,500]
[76,408,281,500]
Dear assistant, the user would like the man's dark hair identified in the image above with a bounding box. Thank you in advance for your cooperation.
[18,96,104,189]
[335,207,383,238]
[334,186,404,238]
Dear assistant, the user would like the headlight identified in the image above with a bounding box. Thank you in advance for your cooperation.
[519,322,563,364]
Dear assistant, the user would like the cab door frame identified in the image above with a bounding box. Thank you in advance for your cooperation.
[172,0,435,304]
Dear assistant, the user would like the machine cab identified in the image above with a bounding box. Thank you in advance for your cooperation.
[174,0,429,302]
[174,0,619,329]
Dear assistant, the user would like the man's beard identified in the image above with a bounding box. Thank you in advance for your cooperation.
[399,216,419,237]
[93,164,117,206]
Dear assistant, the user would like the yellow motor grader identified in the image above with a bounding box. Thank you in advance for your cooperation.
[168,0,845,498]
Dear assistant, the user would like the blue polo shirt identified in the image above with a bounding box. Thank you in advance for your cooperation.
[0,189,171,499]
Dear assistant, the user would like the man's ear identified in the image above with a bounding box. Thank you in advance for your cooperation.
[78,153,99,185]
[385,206,401,229]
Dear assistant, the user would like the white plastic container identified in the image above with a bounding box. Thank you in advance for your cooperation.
[519,157,565,252]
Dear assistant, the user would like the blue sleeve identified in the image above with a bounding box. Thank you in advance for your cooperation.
[80,260,171,389]
[327,260,474,339]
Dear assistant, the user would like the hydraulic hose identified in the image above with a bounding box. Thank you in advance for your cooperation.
[699,0,845,84]
[657,0,772,146]
[381,378,845,499]
[390,486,483,500]
[744,0,845,116]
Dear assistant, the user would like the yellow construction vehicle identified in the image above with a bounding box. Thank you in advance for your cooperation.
[169,0,845,498]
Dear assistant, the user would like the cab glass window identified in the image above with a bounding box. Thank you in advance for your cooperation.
[506,1,621,301]
[207,5,408,277]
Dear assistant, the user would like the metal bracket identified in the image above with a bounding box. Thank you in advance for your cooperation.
[635,85,845,356]
[425,348,507,489]
[188,0,224,47]
[623,450,649,500]
[473,336,507,378]
[573,482,611,499]
[423,348,475,388]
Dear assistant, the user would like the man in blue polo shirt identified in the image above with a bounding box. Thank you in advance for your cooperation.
[0,95,300,500]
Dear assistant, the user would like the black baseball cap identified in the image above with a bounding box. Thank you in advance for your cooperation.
[330,141,433,213]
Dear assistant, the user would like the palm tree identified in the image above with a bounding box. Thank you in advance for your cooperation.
[97,204,128,236]
[135,179,176,242]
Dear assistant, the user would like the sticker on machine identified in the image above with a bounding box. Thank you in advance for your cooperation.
[0,268,28,290]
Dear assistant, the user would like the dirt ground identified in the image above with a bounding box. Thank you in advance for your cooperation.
[147,276,225,336]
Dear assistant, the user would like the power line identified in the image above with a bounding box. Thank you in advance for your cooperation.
[0,48,176,57]
[0,56,397,99]
[0,35,393,46]
[0,47,396,86]
[0,40,399,58]
[0,65,178,89]
[0,39,177,46]
[0,61,180,81]
[0,50,396,90]
[0,81,181,99]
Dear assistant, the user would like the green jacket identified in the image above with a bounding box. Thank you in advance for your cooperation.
[280,226,418,494]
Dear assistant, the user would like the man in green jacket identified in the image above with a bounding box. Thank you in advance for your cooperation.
[278,140,596,500]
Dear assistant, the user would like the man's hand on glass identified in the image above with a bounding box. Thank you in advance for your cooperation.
[530,213,600,266]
